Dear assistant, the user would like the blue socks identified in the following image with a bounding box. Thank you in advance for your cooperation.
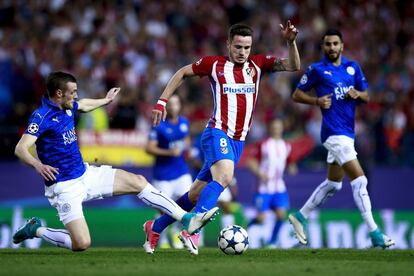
[194,180,224,213]
[248,218,260,227]
[152,192,195,233]
[152,181,225,233]
[269,220,284,245]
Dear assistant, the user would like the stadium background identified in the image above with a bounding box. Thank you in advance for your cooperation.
[0,0,413,249]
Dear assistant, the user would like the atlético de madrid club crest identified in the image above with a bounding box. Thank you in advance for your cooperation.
[246,67,256,78]
[220,147,229,154]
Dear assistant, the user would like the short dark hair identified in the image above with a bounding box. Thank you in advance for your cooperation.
[228,23,253,41]
[46,71,77,97]
[322,29,343,42]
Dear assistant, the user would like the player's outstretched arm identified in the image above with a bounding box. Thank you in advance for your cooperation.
[15,134,59,181]
[152,65,195,126]
[77,87,121,113]
[273,20,300,72]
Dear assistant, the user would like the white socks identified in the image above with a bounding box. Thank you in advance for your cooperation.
[37,227,72,249]
[221,214,235,228]
[138,184,186,221]
[350,176,378,232]
[300,179,342,218]
[300,176,378,232]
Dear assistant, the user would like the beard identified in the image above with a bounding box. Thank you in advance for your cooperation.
[325,51,340,63]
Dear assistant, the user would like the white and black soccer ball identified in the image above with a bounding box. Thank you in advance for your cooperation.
[218,225,249,255]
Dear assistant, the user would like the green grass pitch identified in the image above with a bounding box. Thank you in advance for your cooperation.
[1,248,413,276]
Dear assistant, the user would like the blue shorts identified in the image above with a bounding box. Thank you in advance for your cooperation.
[254,192,290,212]
[196,128,245,183]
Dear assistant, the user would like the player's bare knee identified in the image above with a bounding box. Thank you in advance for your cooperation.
[127,173,148,193]
[214,175,233,188]
[72,238,91,251]
[132,174,148,192]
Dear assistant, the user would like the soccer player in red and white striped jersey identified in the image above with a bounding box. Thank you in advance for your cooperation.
[247,118,296,247]
[145,21,300,255]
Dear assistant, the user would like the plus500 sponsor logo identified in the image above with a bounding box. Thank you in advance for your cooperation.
[223,83,255,94]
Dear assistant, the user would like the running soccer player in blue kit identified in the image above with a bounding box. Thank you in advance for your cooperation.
[12,71,218,252]
[288,29,395,249]
[145,94,193,249]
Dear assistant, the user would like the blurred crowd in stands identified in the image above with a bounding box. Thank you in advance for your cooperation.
[0,0,413,167]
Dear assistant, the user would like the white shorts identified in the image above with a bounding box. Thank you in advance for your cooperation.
[152,174,193,201]
[45,164,116,225]
[323,135,358,166]
[218,187,232,202]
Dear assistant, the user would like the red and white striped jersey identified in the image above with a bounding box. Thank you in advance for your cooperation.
[192,54,276,141]
[255,137,291,193]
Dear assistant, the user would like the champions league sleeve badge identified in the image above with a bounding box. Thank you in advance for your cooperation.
[27,123,39,134]
[300,74,308,85]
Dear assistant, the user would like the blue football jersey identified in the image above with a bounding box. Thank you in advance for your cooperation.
[297,56,368,143]
[148,116,190,180]
[25,97,86,186]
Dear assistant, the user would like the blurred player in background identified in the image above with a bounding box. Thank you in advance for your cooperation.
[12,72,218,252]
[146,21,300,255]
[145,95,192,249]
[288,29,395,249]
[247,118,296,248]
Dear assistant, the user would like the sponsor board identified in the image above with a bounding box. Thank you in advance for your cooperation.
[1,207,414,248]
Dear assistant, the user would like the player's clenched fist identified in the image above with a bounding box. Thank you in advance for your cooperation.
[346,88,360,99]
[152,98,168,126]
[316,94,333,109]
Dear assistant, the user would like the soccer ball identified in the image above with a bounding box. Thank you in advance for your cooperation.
[217,225,249,255]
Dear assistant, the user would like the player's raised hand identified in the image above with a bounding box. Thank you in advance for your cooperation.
[280,20,298,44]
[34,163,59,181]
[152,98,168,126]
[316,94,333,109]
[106,87,121,102]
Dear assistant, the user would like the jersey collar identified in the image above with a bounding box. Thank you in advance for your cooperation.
[42,96,61,109]
[322,55,348,67]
